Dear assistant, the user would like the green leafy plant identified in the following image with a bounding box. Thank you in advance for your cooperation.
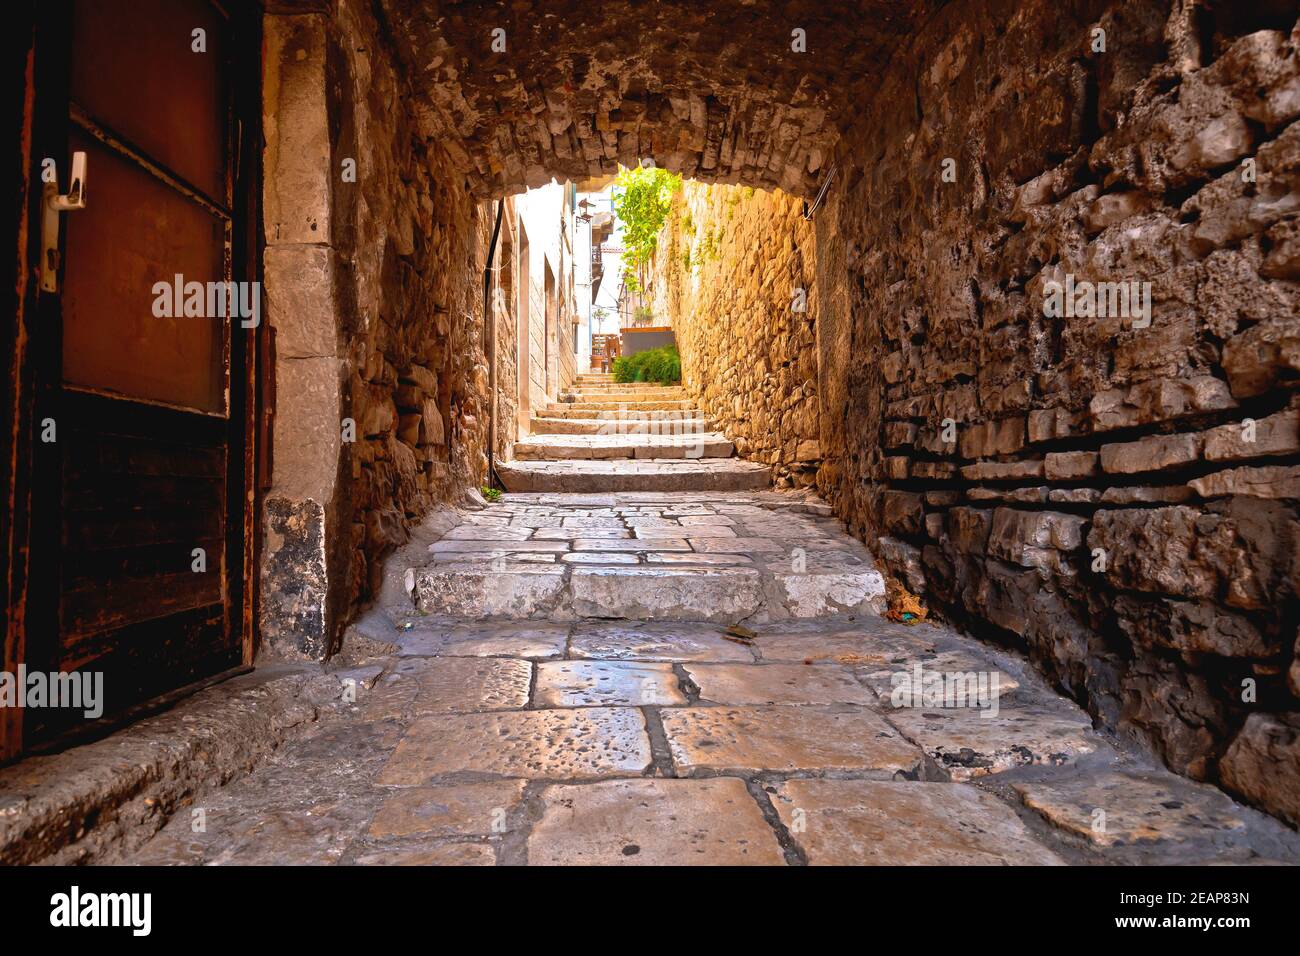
[612,165,682,292]
[612,345,682,385]
[698,228,719,263]
[481,486,502,502]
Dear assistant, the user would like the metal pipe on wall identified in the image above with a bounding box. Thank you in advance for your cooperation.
[484,198,504,489]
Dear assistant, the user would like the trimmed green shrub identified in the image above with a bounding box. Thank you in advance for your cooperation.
[612,345,681,385]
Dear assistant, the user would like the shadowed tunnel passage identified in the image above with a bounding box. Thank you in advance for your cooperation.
[4,0,1299,865]
[255,0,1300,829]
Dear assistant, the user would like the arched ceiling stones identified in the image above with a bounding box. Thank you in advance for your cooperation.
[376,0,938,197]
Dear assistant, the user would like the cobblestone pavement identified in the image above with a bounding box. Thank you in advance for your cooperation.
[411,491,884,622]
[118,493,1300,866]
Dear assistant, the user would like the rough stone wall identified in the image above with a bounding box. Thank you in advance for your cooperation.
[819,0,1300,822]
[651,182,822,486]
[330,0,497,628]
[261,0,498,658]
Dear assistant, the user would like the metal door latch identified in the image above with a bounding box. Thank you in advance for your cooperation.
[40,150,87,293]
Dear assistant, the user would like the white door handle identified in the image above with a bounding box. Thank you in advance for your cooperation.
[40,150,88,293]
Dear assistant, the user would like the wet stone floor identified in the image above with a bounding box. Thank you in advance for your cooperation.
[118,493,1300,866]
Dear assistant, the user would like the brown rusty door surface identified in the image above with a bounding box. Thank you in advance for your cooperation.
[24,0,258,744]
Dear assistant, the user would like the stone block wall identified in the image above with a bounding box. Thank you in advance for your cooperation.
[651,182,822,486]
[816,0,1300,822]
[261,0,498,658]
[515,184,579,416]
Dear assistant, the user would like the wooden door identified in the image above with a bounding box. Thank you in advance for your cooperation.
[21,0,259,746]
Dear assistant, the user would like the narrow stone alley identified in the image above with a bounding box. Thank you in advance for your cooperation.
[6,0,1300,894]
[114,490,1300,865]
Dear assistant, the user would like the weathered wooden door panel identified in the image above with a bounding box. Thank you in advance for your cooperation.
[19,0,256,745]
[62,130,227,412]
[69,0,228,200]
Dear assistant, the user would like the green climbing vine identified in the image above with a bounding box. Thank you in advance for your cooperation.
[612,165,682,293]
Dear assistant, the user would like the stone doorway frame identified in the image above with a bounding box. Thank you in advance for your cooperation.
[257,10,345,661]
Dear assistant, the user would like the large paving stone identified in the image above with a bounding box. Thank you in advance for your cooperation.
[689,537,796,552]
[637,524,737,538]
[644,552,755,565]
[391,657,532,715]
[572,537,690,550]
[752,625,1019,698]
[770,779,1063,865]
[858,652,1021,701]
[1013,771,1248,847]
[886,703,1101,780]
[569,621,754,662]
[755,625,936,664]
[563,516,634,528]
[367,780,528,839]
[661,705,923,776]
[440,622,570,658]
[677,514,737,526]
[560,552,640,564]
[414,566,566,617]
[534,661,687,707]
[771,570,886,616]
[569,566,765,622]
[352,842,497,865]
[442,525,534,540]
[683,663,876,706]
[534,526,631,539]
[527,778,785,865]
[428,538,568,552]
[377,708,653,783]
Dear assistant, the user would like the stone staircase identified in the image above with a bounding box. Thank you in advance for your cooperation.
[497,372,770,493]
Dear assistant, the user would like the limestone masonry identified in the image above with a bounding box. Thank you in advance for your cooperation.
[255,0,1300,827]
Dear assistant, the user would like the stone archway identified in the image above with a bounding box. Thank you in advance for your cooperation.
[373,0,939,198]
[255,0,1300,826]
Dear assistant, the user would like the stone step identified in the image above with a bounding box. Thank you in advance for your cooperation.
[540,406,705,421]
[563,390,689,403]
[413,564,885,623]
[570,382,683,392]
[410,491,884,623]
[572,387,691,395]
[546,400,697,413]
[497,459,770,493]
[574,377,674,384]
[529,416,716,436]
[513,432,735,461]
